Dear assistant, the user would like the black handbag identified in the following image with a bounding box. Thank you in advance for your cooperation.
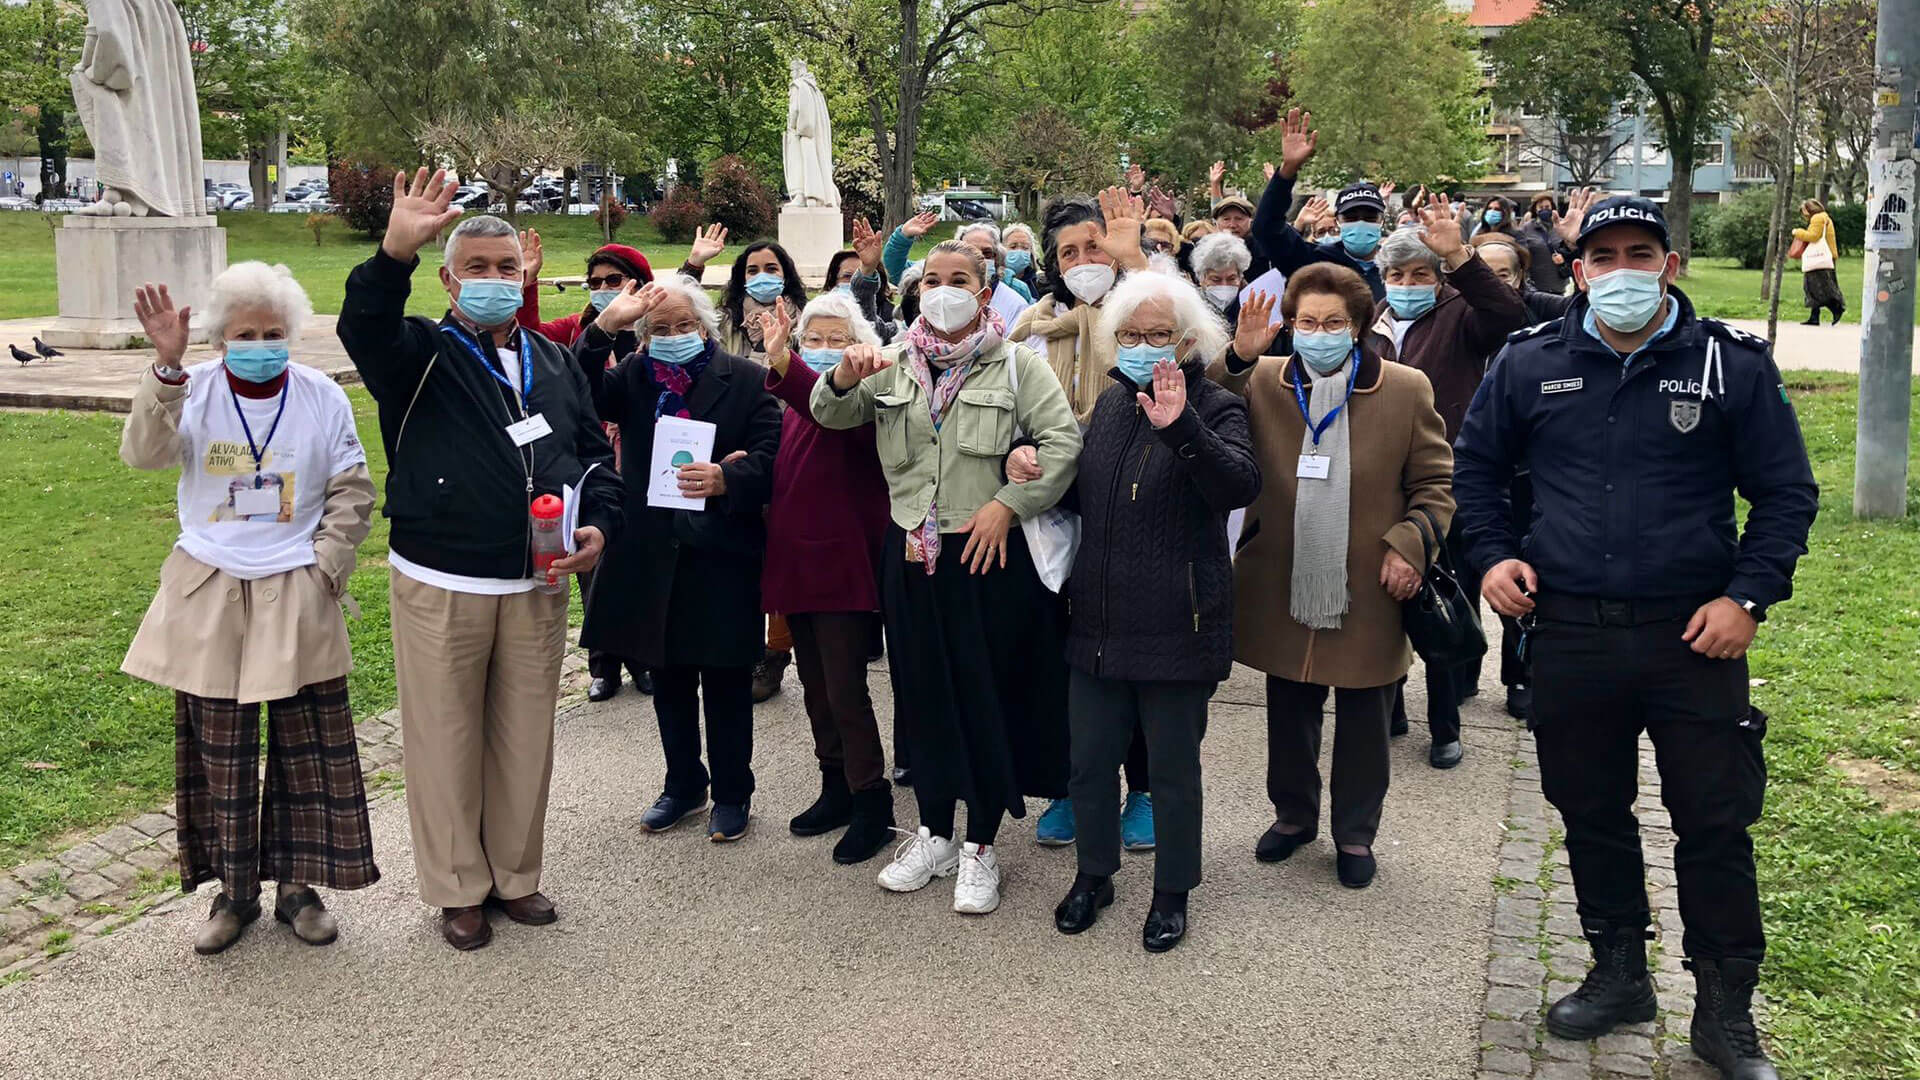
[1402,506,1488,667]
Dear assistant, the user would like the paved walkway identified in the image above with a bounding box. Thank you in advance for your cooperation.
[1721,318,1916,375]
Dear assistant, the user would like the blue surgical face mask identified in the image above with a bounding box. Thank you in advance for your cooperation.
[834,282,853,295]
[1386,283,1438,320]
[1583,266,1667,333]
[1484,209,1505,226]
[454,277,523,327]
[224,340,290,383]
[1339,221,1382,258]
[1293,331,1354,374]
[801,347,843,373]
[648,331,706,366]
[1115,342,1177,386]
[589,289,621,311]
[1005,249,1033,274]
[744,272,785,303]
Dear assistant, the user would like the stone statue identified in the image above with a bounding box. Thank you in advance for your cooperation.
[782,59,839,209]
[69,0,207,218]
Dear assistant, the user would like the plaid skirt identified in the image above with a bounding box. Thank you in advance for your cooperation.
[175,677,379,902]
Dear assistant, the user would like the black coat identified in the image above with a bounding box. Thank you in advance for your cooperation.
[573,331,781,669]
[1063,362,1262,683]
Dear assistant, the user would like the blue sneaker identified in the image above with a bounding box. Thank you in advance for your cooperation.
[640,793,706,833]
[1121,791,1156,851]
[1036,798,1076,846]
[709,801,750,843]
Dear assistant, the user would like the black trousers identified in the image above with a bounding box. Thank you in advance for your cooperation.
[652,665,755,806]
[1266,676,1395,848]
[1497,471,1535,690]
[1531,599,1766,962]
[1068,669,1211,892]
[789,611,887,793]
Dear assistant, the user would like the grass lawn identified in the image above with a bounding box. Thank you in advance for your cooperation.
[1680,254,1912,327]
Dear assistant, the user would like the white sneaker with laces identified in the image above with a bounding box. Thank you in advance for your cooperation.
[877,826,960,893]
[953,842,1002,914]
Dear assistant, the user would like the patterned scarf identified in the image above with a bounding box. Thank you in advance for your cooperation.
[651,339,716,419]
[901,306,1008,573]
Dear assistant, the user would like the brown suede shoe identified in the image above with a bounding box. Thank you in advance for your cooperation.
[440,905,492,951]
[489,891,558,926]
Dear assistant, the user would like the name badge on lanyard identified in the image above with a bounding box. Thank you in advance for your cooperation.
[228,379,289,519]
[506,412,553,446]
[1296,454,1331,480]
[1292,352,1360,483]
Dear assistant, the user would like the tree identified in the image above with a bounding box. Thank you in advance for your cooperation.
[0,0,84,197]
[418,108,588,223]
[1487,10,1640,189]
[972,105,1119,220]
[633,7,787,180]
[180,0,315,208]
[1540,0,1735,269]
[1135,0,1297,190]
[1287,0,1483,189]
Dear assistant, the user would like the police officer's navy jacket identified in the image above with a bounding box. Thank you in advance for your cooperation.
[1453,287,1818,613]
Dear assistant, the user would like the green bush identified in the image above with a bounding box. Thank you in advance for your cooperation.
[648,186,705,244]
[1702,185,1774,269]
[329,161,396,238]
[1826,202,1865,256]
[699,155,777,241]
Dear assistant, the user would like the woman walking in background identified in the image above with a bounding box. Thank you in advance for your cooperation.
[1794,199,1844,326]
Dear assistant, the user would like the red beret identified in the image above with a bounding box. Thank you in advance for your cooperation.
[588,244,654,282]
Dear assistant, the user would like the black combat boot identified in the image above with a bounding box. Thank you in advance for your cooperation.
[788,771,854,836]
[1545,921,1659,1040]
[1687,957,1779,1079]
[833,786,896,865]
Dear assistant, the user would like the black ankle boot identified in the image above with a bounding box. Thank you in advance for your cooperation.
[833,786,896,864]
[1687,957,1779,1079]
[789,772,854,837]
[1545,922,1659,1040]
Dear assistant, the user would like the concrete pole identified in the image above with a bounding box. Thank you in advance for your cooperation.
[1856,0,1919,518]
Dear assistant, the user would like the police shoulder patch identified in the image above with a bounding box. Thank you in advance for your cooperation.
[1701,318,1770,352]
[1506,319,1560,344]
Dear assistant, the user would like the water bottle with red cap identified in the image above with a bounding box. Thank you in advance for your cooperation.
[530,494,567,594]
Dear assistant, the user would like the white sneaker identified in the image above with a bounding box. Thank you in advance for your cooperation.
[953,842,1001,914]
[877,827,960,892]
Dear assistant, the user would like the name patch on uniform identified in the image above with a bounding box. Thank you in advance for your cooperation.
[1540,378,1583,395]
[1669,399,1702,434]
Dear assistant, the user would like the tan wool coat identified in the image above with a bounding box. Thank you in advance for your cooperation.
[1213,351,1455,689]
[118,367,375,704]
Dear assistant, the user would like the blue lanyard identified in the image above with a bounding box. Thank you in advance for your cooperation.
[440,325,533,413]
[1292,350,1361,448]
[227,379,289,475]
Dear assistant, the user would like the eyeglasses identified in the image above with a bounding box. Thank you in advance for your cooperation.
[1116,329,1179,347]
[1290,318,1352,334]
[648,319,703,337]
[586,272,629,290]
[801,333,854,348]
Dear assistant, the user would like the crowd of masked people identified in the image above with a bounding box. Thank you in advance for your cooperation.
[118,106,1816,1080]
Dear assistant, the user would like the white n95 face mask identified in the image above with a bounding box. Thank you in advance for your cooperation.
[1063,263,1116,304]
[920,285,982,334]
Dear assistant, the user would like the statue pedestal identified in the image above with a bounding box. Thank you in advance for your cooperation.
[778,204,843,283]
[43,216,228,349]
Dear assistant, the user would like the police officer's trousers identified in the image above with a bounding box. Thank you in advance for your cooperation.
[1530,594,1767,963]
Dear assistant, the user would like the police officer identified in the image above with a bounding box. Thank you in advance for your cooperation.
[1453,196,1817,1080]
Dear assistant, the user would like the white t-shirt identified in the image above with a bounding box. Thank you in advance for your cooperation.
[172,361,366,580]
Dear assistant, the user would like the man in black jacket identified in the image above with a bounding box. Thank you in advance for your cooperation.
[337,168,623,952]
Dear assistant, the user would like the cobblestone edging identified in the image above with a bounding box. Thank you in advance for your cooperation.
[0,646,591,986]
[1477,733,1760,1080]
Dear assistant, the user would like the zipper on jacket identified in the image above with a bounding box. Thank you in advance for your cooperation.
[1098,405,1145,673]
[1131,443,1152,501]
[1188,561,1199,632]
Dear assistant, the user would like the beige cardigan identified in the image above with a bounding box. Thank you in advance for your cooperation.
[118,367,374,704]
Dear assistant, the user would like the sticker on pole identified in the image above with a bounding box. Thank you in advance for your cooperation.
[1866,157,1916,252]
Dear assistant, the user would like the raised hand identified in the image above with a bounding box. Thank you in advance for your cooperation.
[688,223,729,267]
[1555,187,1597,248]
[900,210,940,239]
[1294,195,1330,234]
[1417,193,1466,260]
[1137,359,1188,429]
[1208,160,1227,187]
[1126,162,1147,193]
[519,227,544,286]
[1278,108,1318,179]
[133,282,191,368]
[1379,181,1397,202]
[1147,185,1179,221]
[1234,290,1279,359]
[380,167,465,262]
[1263,162,1277,182]
[596,280,659,333]
[831,341,893,391]
[1096,186,1147,269]
[852,216,885,271]
[759,302,793,361]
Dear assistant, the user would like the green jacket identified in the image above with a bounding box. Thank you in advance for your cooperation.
[811,338,1081,532]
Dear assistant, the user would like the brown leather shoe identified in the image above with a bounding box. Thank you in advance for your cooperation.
[490,891,558,926]
[440,905,492,951]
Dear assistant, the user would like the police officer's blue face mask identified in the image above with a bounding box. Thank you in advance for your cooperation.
[454,278,524,327]
[1339,221,1382,258]
[1584,266,1667,333]
[223,340,290,382]
[744,272,785,303]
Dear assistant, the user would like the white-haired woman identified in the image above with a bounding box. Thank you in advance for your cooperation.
[575,274,781,843]
[1191,232,1253,316]
[1046,271,1260,952]
[750,290,897,864]
[121,262,379,956]
[1002,222,1040,297]
[812,239,1082,916]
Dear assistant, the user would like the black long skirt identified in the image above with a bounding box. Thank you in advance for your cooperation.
[881,524,1070,820]
[1803,267,1845,312]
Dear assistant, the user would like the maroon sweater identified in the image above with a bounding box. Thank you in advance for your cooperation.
[1367,251,1529,443]
[760,358,891,615]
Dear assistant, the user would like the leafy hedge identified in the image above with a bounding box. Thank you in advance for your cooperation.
[329,162,396,238]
